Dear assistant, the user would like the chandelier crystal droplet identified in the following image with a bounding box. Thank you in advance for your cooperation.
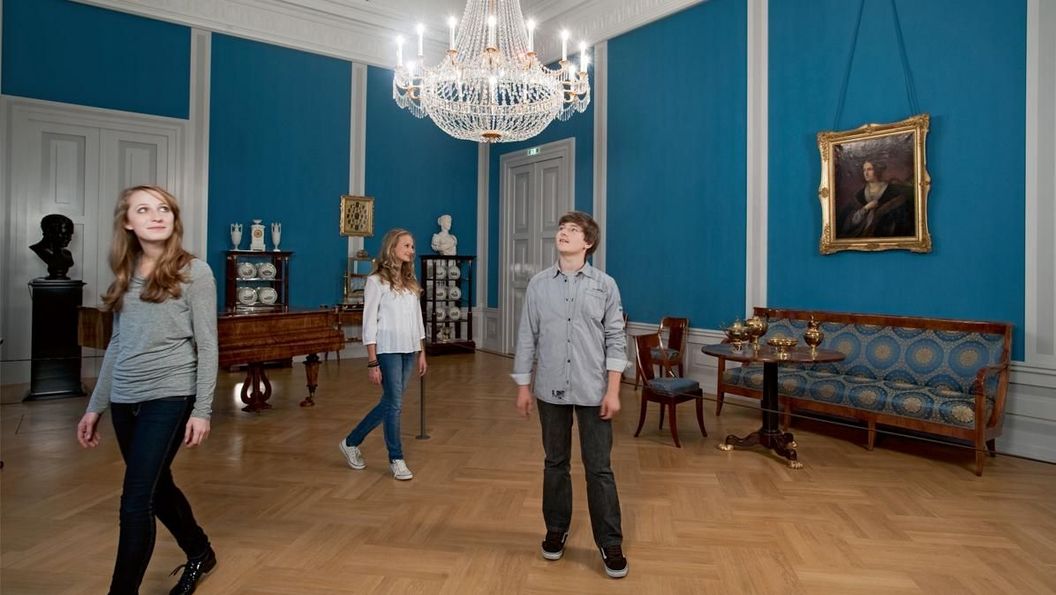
[392,0,590,143]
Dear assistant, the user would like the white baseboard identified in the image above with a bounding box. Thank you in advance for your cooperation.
[1003,365,1056,461]
[481,307,501,353]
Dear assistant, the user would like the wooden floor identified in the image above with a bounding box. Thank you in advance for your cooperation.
[2,352,1056,594]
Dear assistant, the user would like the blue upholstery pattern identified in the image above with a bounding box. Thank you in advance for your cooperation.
[647,377,700,396]
[761,319,1005,393]
[722,365,994,428]
[650,347,680,361]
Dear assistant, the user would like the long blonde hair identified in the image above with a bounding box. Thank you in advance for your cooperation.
[373,228,420,295]
[100,185,194,311]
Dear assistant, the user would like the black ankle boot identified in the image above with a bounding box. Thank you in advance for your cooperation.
[169,547,216,595]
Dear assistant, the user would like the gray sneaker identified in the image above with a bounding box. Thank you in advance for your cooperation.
[338,440,365,469]
[389,459,413,480]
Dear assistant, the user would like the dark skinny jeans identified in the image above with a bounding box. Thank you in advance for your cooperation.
[536,398,623,549]
[108,396,210,595]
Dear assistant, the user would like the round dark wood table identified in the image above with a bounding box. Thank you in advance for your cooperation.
[700,343,845,468]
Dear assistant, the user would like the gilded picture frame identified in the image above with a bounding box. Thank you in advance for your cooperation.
[817,113,931,254]
[339,195,374,237]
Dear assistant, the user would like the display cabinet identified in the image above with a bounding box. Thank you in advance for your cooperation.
[225,250,292,313]
[419,255,475,355]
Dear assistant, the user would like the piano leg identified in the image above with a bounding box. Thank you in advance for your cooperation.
[240,363,273,412]
[300,353,322,407]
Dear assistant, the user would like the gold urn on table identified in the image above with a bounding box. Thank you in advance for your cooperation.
[724,319,749,351]
[745,315,769,349]
[803,316,824,357]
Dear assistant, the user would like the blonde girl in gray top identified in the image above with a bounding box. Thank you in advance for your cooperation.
[76,185,218,595]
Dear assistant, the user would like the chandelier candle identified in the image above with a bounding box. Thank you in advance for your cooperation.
[392,0,590,143]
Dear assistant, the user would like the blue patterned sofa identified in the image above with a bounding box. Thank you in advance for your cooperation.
[715,308,1012,475]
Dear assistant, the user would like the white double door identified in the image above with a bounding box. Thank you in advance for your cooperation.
[499,138,575,353]
[1,97,187,384]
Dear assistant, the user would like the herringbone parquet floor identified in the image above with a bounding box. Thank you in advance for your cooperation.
[2,352,1055,594]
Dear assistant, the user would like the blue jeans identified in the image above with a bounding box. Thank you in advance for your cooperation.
[536,399,623,549]
[109,396,210,595]
[345,352,417,460]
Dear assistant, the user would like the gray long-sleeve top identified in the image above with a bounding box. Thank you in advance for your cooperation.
[511,262,627,406]
[87,259,218,419]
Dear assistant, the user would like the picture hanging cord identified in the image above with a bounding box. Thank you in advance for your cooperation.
[832,0,921,130]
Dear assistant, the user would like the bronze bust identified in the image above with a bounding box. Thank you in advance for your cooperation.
[29,214,75,280]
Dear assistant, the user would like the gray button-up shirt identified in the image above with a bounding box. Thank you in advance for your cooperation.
[511,262,627,406]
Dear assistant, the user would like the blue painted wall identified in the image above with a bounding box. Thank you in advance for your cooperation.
[486,57,596,307]
[606,0,747,328]
[364,66,478,278]
[208,35,351,308]
[769,0,1026,358]
[1,0,190,118]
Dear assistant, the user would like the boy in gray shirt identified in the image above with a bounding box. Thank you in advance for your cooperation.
[512,211,629,578]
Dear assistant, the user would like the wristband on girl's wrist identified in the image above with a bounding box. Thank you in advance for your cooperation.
[367,360,380,368]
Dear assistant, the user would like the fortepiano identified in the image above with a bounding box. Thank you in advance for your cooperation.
[78,307,345,412]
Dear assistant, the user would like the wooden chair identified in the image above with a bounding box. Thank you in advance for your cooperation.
[656,316,688,377]
[633,333,707,447]
[633,316,689,390]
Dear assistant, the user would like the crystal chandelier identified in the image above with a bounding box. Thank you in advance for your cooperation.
[392,0,591,143]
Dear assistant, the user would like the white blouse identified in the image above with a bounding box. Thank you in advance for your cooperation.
[362,274,425,354]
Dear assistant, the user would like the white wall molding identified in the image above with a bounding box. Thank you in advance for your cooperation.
[1,0,7,365]
[482,306,500,353]
[75,0,438,67]
[1010,0,1056,463]
[75,0,704,70]
[532,0,704,63]
[745,0,767,315]
[1025,0,1056,370]
[336,62,370,361]
[1011,362,1056,389]
[347,62,368,259]
[591,40,609,272]
[185,28,210,258]
[476,142,490,346]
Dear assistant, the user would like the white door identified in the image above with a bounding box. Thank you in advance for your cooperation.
[499,138,574,353]
[1,98,184,385]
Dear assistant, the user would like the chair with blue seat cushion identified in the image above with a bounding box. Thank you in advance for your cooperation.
[633,316,689,390]
[633,332,706,447]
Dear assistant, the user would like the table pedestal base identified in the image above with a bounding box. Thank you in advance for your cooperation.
[716,360,803,469]
[718,429,802,469]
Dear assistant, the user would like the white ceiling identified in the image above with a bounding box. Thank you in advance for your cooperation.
[351,0,592,26]
[77,0,703,66]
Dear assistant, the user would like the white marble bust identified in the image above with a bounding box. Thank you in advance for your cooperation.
[431,214,458,256]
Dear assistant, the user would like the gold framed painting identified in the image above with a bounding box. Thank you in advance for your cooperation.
[339,195,374,237]
[817,113,931,254]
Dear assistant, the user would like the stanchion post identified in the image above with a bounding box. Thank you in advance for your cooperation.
[416,374,430,440]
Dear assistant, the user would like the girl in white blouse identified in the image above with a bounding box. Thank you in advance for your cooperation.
[339,229,427,480]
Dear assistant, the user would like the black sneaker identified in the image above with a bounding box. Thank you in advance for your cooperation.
[541,530,568,560]
[169,547,217,594]
[599,544,628,578]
